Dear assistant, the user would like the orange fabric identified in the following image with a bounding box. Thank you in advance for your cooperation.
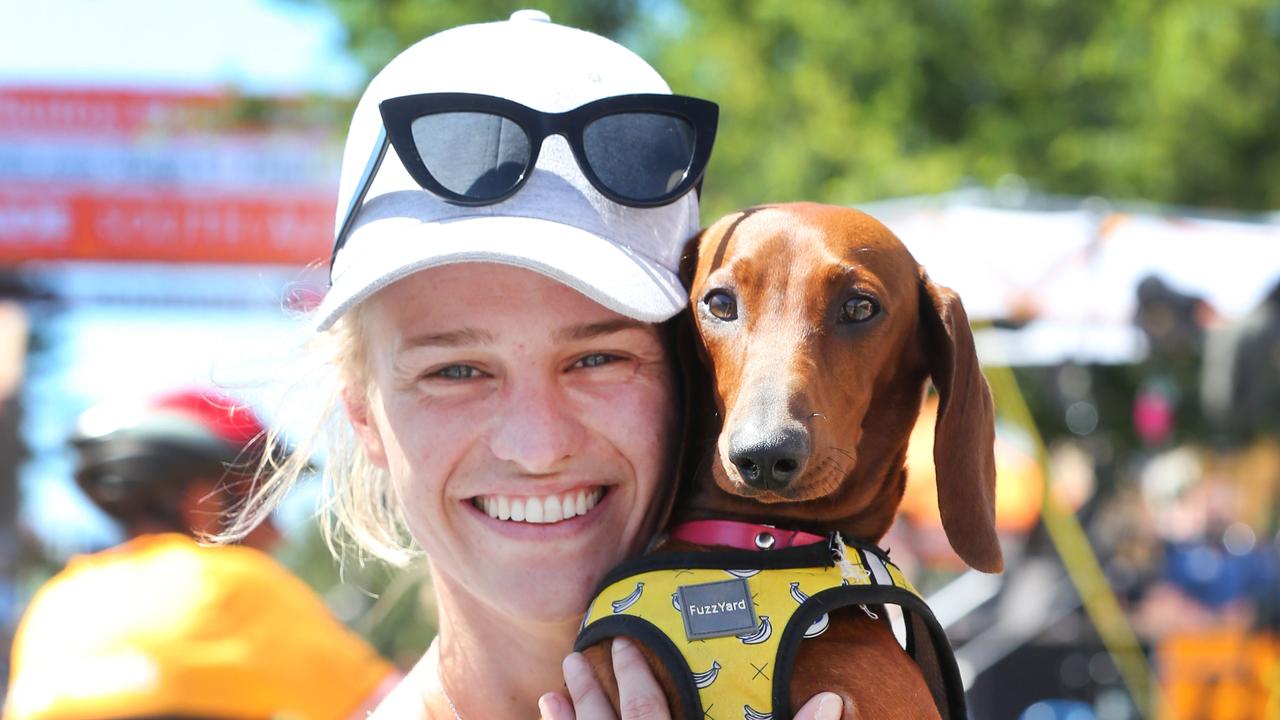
[5,534,394,720]
[1156,631,1279,720]
[902,396,1044,534]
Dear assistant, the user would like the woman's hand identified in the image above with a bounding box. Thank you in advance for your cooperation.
[538,637,844,720]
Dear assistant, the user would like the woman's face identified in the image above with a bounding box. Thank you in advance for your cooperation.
[351,263,678,622]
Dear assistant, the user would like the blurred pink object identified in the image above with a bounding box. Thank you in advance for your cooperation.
[1134,389,1174,445]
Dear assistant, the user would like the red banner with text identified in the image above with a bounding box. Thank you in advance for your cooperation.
[0,87,339,266]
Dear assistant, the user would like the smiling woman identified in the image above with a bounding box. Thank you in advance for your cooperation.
[224,10,841,720]
[220,9,706,720]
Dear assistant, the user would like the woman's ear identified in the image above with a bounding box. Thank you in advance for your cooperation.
[343,383,390,470]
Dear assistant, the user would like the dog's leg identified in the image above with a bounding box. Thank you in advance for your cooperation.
[579,643,622,715]
[790,611,941,720]
[581,640,688,720]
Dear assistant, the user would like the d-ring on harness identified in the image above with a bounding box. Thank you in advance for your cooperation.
[575,522,967,720]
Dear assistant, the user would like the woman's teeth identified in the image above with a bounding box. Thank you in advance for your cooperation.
[473,488,604,524]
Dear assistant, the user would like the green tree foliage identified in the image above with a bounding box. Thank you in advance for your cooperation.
[312,0,1280,214]
[642,0,1280,216]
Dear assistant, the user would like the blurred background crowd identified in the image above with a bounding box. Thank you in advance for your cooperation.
[0,1,1277,718]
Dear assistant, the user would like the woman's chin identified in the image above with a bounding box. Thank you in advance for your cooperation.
[493,576,600,626]
[432,547,617,627]
[424,486,644,626]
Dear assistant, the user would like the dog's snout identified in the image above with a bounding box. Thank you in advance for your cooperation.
[728,423,810,490]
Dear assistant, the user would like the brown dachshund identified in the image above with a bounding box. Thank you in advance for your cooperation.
[582,202,1001,719]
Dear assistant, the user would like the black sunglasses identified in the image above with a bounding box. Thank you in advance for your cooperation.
[331,92,718,272]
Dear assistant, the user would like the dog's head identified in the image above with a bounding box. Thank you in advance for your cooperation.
[684,203,1002,572]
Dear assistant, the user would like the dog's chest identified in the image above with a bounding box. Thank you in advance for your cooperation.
[576,536,966,719]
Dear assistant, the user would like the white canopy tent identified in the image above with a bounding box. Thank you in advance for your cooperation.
[866,191,1280,365]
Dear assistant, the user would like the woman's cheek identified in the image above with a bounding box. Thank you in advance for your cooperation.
[395,385,487,452]
[382,398,470,514]
[608,371,679,505]
[586,372,674,446]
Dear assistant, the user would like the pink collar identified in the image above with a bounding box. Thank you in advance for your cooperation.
[668,520,827,551]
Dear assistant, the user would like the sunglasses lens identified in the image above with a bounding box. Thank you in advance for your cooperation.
[410,112,531,200]
[582,113,696,202]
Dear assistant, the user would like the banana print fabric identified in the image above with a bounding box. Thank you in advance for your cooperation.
[576,536,965,720]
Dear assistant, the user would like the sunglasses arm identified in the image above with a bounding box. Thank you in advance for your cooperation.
[329,127,390,281]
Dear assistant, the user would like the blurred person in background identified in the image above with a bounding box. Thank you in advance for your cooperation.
[1131,275,1221,450]
[1134,448,1277,634]
[1131,447,1279,720]
[1202,280,1280,447]
[2,388,398,720]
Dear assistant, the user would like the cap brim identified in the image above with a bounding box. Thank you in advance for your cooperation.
[315,213,688,331]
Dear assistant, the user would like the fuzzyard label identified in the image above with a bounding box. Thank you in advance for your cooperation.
[677,578,757,641]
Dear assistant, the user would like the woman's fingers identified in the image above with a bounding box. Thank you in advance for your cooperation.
[795,692,846,720]
[558,639,671,720]
[561,651,619,719]
[558,644,835,720]
[539,691,577,720]
[611,637,671,720]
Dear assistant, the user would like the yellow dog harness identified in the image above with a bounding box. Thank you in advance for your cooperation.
[576,530,965,720]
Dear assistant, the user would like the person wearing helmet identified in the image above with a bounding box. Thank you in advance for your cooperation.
[224,11,842,720]
[3,388,398,720]
[69,388,282,548]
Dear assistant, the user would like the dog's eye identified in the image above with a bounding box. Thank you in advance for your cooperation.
[840,296,879,323]
[704,290,738,321]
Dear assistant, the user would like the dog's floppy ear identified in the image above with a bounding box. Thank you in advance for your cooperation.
[919,269,1003,573]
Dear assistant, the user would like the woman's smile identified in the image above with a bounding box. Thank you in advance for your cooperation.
[469,486,607,524]
[461,486,619,542]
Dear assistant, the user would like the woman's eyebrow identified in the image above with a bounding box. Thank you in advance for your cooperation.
[401,327,495,349]
[554,318,648,342]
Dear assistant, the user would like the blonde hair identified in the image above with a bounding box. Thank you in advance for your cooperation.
[224,304,418,566]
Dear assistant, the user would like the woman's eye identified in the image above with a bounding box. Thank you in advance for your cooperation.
[704,290,738,321]
[430,364,483,380]
[839,295,880,323]
[574,353,618,369]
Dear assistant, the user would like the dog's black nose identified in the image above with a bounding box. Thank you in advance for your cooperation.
[728,424,809,490]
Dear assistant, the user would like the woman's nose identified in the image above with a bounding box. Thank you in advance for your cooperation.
[488,376,585,474]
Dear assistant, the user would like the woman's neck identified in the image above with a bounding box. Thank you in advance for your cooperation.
[428,572,580,718]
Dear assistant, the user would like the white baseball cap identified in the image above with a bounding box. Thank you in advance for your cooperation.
[315,10,703,331]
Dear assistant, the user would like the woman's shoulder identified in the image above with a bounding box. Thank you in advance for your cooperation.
[366,651,439,720]
[365,638,497,720]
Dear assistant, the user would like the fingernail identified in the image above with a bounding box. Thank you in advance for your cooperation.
[563,651,589,680]
[816,693,843,720]
[537,693,556,719]
[539,691,570,720]
[612,636,634,655]
[561,652,593,699]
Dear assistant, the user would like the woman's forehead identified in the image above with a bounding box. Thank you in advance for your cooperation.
[363,263,656,343]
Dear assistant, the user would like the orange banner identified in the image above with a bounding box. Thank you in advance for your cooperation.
[0,187,334,265]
